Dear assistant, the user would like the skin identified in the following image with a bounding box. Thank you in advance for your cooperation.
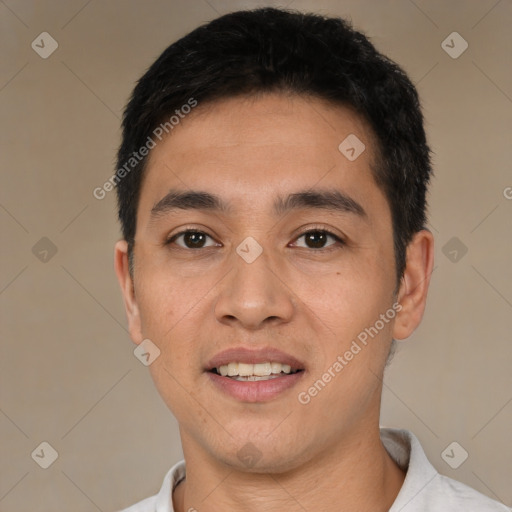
[115,93,434,512]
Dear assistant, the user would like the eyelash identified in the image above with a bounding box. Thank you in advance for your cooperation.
[292,227,345,249]
[164,227,345,250]
[164,228,218,248]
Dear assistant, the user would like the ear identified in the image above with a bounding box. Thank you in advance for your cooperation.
[114,240,143,345]
[393,229,435,340]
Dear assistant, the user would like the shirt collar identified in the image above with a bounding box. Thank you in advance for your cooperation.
[382,428,439,511]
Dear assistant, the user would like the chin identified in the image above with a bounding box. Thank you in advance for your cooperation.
[207,430,318,475]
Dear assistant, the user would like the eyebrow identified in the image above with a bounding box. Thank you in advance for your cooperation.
[274,190,366,218]
[150,190,229,219]
[150,189,367,220]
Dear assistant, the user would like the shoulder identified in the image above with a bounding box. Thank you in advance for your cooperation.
[416,473,511,511]
[117,460,186,512]
[118,494,158,512]
[381,428,510,512]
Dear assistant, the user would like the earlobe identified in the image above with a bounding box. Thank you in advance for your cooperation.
[114,240,143,345]
[393,229,435,341]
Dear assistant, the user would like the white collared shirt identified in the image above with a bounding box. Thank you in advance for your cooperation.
[119,428,510,511]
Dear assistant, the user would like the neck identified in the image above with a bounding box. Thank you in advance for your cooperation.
[173,425,405,512]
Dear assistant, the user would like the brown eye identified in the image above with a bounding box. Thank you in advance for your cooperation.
[169,230,218,249]
[304,232,328,248]
[183,232,207,248]
[293,230,341,249]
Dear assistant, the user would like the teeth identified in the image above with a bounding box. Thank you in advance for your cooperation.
[216,362,297,378]
[238,363,253,377]
[254,362,272,376]
[270,362,281,374]
[232,375,281,381]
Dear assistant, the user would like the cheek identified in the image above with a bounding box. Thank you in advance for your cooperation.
[134,259,226,368]
[135,263,215,336]
[140,279,206,418]
[292,251,392,329]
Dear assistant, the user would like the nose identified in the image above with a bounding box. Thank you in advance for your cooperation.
[214,249,295,330]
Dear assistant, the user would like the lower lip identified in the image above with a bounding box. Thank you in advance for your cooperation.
[206,371,304,402]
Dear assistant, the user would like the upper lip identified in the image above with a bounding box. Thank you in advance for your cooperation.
[206,347,305,371]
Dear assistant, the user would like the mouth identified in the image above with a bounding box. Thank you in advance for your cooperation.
[205,347,306,402]
[208,361,303,381]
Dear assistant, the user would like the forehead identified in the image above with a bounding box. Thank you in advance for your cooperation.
[139,93,384,215]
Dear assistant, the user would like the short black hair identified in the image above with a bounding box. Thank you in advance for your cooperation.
[116,7,432,281]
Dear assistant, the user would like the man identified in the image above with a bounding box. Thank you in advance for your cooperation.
[113,8,509,512]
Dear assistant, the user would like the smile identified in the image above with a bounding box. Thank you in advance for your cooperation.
[211,361,301,381]
[205,347,306,401]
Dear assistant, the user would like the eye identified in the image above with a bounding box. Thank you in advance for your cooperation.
[292,229,343,249]
[167,230,220,249]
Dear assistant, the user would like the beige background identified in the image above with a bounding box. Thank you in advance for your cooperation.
[1,0,511,510]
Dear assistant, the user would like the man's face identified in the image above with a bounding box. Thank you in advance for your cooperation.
[119,93,406,471]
